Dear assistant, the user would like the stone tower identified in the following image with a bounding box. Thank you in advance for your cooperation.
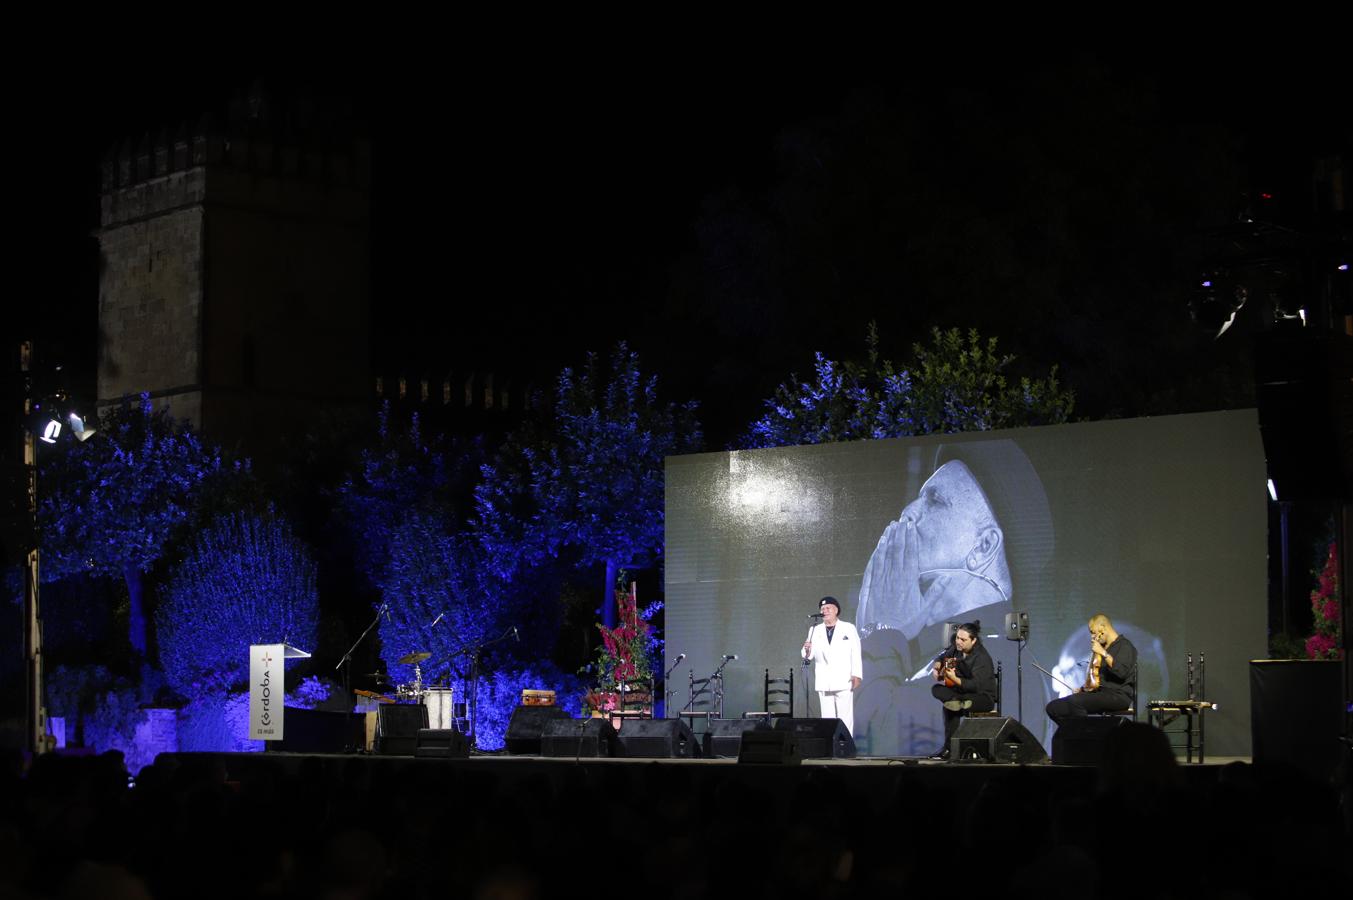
[95,82,371,462]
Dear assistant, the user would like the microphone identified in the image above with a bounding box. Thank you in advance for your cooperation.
[512,626,521,642]
[807,612,825,620]
[674,653,686,662]
[723,654,738,661]
[427,612,445,629]
[382,604,392,622]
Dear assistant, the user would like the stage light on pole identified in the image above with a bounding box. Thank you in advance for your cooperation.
[39,418,61,444]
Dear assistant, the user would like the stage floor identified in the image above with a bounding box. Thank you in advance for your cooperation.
[155,749,1247,798]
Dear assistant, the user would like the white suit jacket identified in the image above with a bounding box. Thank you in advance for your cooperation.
[801,621,863,692]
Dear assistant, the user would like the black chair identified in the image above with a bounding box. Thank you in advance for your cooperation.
[743,668,794,722]
[765,668,794,719]
[969,661,1003,718]
[681,670,722,729]
[1089,673,1137,720]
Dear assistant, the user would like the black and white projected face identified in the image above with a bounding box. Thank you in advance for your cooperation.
[664,411,1267,757]
[858,460,1010,640]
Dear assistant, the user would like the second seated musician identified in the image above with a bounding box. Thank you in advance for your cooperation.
[801,596,863,736]
[929,621,997,759]
[1045,613,1138,725]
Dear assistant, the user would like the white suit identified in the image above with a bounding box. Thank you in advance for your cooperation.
[801,620,863,735]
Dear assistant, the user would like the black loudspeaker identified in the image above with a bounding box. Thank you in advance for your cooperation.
[703,718,772,758]
[1051,716,1127,766]
[415,728,470,759]
[504,705,571,755]
[738,728,801,765]
[952,716,1049,764]
[1255,332,1353,501]
[377,704,429,755]
[616,719,699,758]
[773,717,856,759]
[269,708,365,753]
[540,718,620,758]
[1250,660,1343,781]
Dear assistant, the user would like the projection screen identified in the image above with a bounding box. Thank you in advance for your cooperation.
[664,410,1267,757]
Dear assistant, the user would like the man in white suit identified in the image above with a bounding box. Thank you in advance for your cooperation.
[801,596,863,735]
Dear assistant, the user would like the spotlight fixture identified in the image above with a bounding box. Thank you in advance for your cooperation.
[68,413,96,442]
[27,397,97,445]
[1187,270,1248,339]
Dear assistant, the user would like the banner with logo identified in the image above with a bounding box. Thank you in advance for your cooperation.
[249,644,284,740]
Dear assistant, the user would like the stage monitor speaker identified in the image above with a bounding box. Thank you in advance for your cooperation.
[377,703,429,755]
[267,707,365,753]
[505,704,571,755]
[703,718,772,758]
[952,716,1048,764]
[616,718,699,758]
[773,717,856,759]
[737,728,801,765]
[415,728,470,759]
[540,718,620,758]
[1051,716,1127,766]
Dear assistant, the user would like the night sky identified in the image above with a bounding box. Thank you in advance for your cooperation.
[7,45,1349,446]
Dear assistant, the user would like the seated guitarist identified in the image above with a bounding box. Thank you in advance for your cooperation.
[929,621,997,759]
[1046,613,1138,725]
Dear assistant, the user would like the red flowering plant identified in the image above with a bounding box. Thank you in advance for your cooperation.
[1305,541,1342,660]
[583,580,656,714]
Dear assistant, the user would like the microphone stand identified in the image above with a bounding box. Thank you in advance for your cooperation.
[664,655,686,719]
[803,615,822,718]
[335,603,387,705]
[708,656,736,719]
[445,624,517,752]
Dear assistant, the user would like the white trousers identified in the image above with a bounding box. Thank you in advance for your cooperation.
[818,689,854,735]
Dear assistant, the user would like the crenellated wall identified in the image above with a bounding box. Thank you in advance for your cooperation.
[370,370,538,436]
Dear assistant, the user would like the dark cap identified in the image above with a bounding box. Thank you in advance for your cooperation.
[819,596,841,612]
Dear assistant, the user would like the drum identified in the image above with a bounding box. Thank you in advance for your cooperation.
[424,688,457,730]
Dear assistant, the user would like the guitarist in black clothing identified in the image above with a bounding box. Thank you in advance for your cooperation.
[929,621,997,759]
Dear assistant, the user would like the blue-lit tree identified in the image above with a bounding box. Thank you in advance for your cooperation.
[332,406,460,592]
[156,509,318,695]
[474,344,702,626]
[37,394,225,657]
[376,507,562,684]
[742,325,1074,448]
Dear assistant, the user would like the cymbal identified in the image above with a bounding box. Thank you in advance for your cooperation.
[354,689,394,701]
[363,672,390,682]
[397,651,432,665]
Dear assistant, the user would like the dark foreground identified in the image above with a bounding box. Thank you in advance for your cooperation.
[0,724,1347,900]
